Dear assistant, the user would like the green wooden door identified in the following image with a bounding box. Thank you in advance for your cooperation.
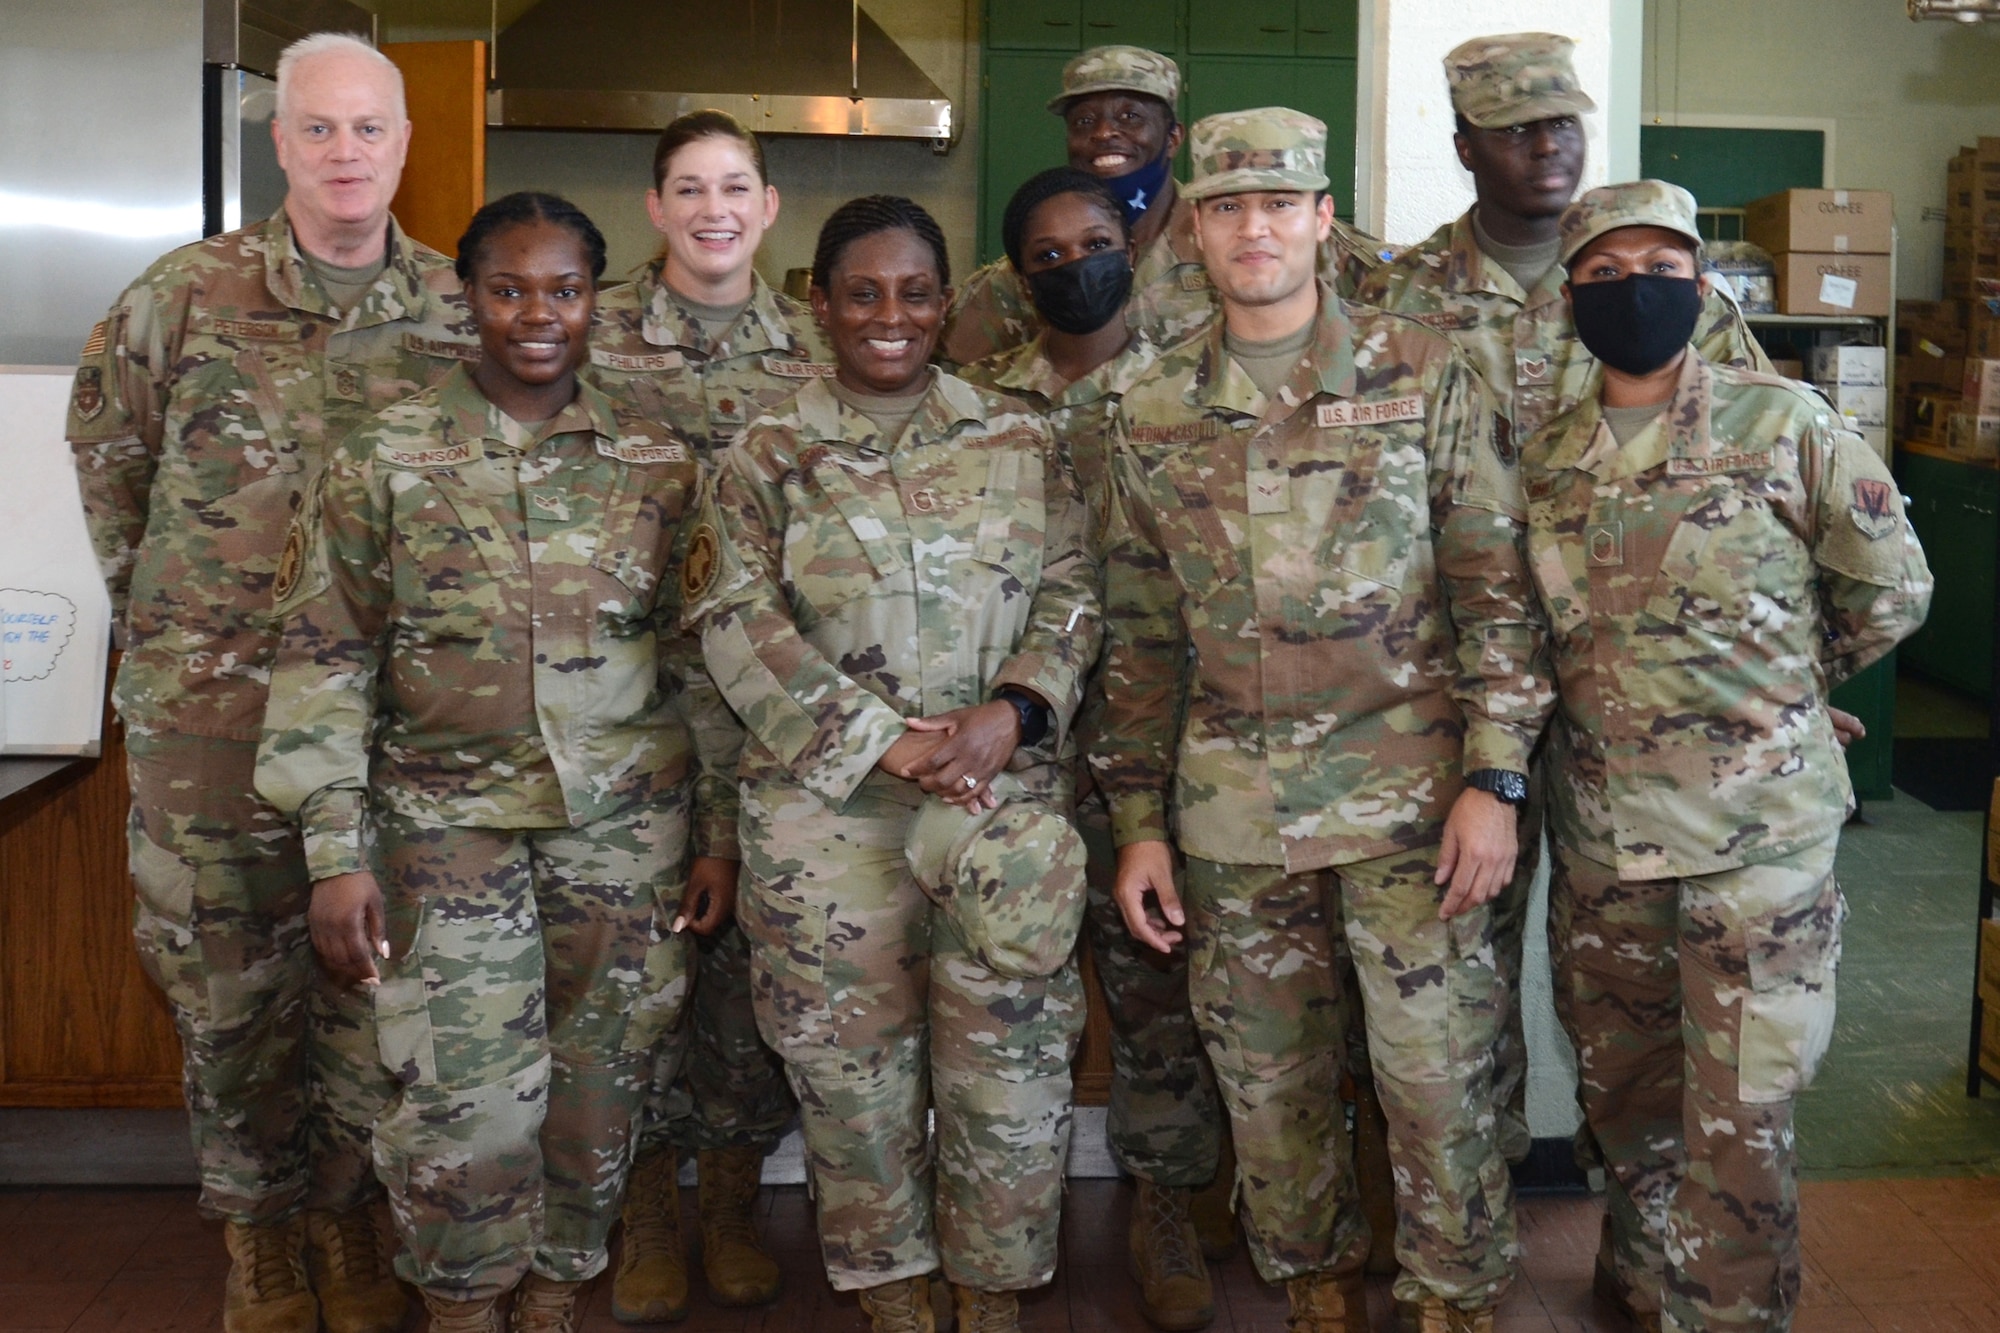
[1183,55,1357,219]
[1080,0,1178,52]
[1188,0,1296,54]
[988,0,1083,50]
[980,50,1077,264]
[1295,0,1358,57]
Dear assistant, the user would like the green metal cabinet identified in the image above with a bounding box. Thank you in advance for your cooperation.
[989,0,1085,49]
[977,0,1359,262]
[1832,654,1896,802]
[1081,0,1179,51]
[1898,450,1996,698]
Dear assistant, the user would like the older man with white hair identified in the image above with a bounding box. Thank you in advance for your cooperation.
[66,31,473,1333]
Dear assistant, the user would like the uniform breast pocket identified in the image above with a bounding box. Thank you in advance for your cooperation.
[388,486,509,643]
[971,449,1048,588]
[1644,483,1811,641]
[1524,502,1590,638]
[168,342,305,498]
[780,465,905,622]
[590,463,693,614]
[1316,429,1418,600]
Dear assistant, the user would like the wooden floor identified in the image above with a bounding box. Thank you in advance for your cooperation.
[0,1176,1995,1331]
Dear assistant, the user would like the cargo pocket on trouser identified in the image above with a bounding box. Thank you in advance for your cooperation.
[620,870,693,1058]
[127,813,197,994]
[734,882,834,1077]
[1737,877,1845,1105]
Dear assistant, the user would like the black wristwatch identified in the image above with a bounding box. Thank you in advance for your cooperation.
[995,687,1052,748]
[1466,768,1529,805]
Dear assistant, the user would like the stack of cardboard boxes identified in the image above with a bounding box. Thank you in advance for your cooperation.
[1810,346,1888,457]
[1746,187,1895,317]
[1898,139,2000,464]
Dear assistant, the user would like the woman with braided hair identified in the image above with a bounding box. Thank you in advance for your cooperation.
[682,194,1103,1333]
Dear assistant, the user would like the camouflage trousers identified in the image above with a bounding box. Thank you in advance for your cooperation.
[635,874,795,1156]
[369,801,692,1299]
[1182,847,1516,1308]
[125,729,385,1225]
[1549,838,1843,1333]
[1076,792,1224,1189]
[1487,766,1545,1166]
[736,779,1086,1292]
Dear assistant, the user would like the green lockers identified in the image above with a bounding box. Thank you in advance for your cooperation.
[978,0,1359,263]
[1832,655,1896,803]
[1897,450,1996,698]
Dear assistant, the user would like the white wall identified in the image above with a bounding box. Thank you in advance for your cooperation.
[1643,0,2000,299]
[1358,0,1636,246]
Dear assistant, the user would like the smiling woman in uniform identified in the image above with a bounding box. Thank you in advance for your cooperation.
[255,191,735,1333]
[682,194,1102,1333]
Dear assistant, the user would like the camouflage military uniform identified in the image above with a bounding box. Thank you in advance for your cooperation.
[66,210,472,1226]
[1095,274,1552,1306]
[255,367,734,1298]
[588,264,834,1163]
[1523,350,1931,1332]
[685,372,1101,1292]
[1355,33,1777,1168]
[959,334,1224,1191]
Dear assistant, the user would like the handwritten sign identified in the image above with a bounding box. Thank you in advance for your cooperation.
[0,370,111,754]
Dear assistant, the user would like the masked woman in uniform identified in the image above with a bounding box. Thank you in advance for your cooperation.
[256,192,735,1333]
[589,107,835,1326]
[1520,182,1931,1333]
[682,194,1102,1333]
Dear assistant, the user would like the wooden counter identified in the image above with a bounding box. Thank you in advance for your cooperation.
[0,683,181,1107]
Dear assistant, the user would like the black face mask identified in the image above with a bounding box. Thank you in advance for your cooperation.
[1023,249,1134,335]
[1569,273,1703,376]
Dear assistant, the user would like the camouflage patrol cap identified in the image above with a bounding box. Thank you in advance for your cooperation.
[905,772,1087,980]
[1445,32,1598,130]
[1183,107,1329,201]
[1047,45,1181,114]
[1559,180,1705,266]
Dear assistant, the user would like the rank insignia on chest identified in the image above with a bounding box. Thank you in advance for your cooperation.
[1586,521,1624,567]
[682,522,721,602]
[908,487,940,513]
[71,366,105,422]
[1849,478,1898,540]
[1315,393,1424,429]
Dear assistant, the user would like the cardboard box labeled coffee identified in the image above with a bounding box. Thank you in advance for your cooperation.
[1824,383,1888,427]
[1773,253,1892,317]
[1746,188,1894,255]
[1811,345,1886,385]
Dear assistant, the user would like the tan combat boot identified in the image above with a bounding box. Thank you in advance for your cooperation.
[1394,1295,1496,1333]
[611,1146,688,1323]
[1283,1268,1367,1333]
[1128,1178,1216,1330]
[950,1283,1021,1333]
[305,1204,408,1333]
[509,1273,586,1333]
[418,1288,502,1333]
[222,1216,318,1333]
[697,1145,781,1305]
[858,1275,937,1333]
[1187,1135,1238,1262]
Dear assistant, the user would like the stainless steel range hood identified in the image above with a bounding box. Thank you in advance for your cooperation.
[486,0,953,144]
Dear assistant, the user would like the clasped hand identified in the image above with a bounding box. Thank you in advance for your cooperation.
[875,700,1025,811]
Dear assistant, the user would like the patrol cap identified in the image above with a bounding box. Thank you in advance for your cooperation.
[905,773,1087,980]
[1183,107,1329,201]
[1559,180,1705,267]
[1047,45,1181,115]
[1445,32,1598,130]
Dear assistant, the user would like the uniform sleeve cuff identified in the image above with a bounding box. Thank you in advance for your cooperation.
[1461,723,1532,778]
[1108,792,1171,848]
[298,789,368,881]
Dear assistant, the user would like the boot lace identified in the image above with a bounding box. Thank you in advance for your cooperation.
[320,1207,393,1287]
[621,1151,681,1260]
[957,1287,1020,1333]
[420,1290,499,1333]
[859,1278,930,1333]
[239,1222,308,1300]
[510,1278,580,1333]
[1139,1184,1204,1282]
[702,1149,762,1250]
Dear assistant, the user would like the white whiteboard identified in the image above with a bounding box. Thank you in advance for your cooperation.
[0,368,111,755]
